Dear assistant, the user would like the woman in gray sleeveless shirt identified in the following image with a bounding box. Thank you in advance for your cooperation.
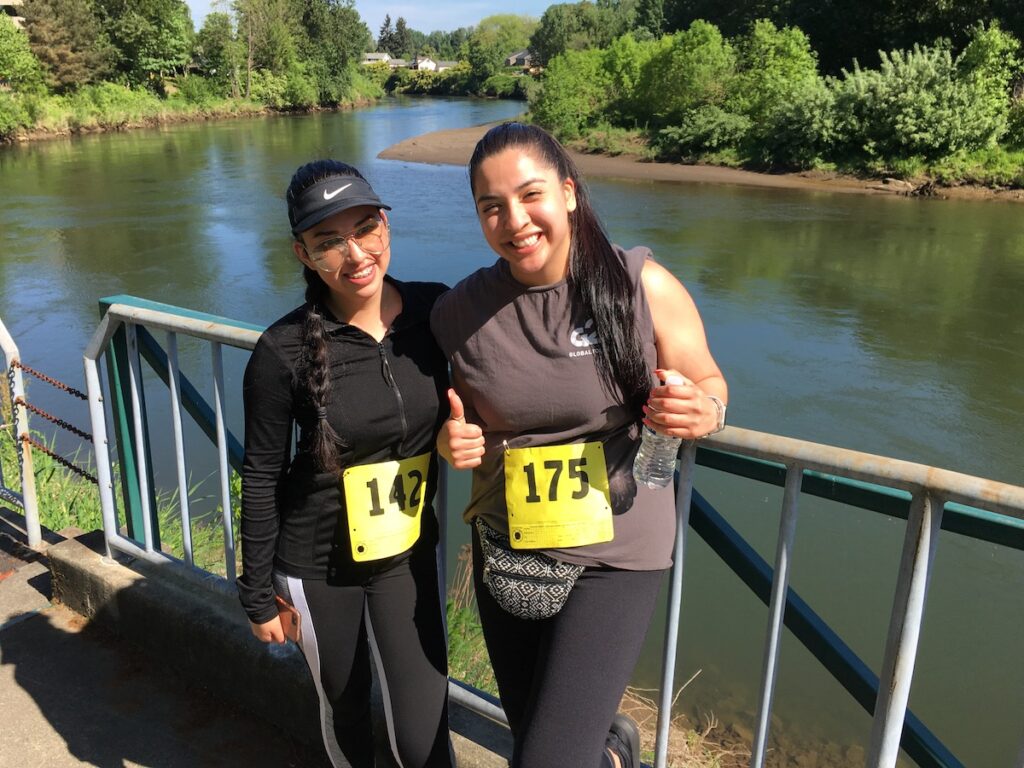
[431,123,728,768]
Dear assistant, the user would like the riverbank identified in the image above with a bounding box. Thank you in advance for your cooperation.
[0,95,376,146]
[379,124,1024,202]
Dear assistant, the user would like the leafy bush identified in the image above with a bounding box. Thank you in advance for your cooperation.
[529,48,610,139]
[173,75,220,106]
[0,16,46,93]
[831,42,1012,162]
[1006,100,1024,148]
[249,68,289,108]
[956,22,1022,143]
[361,61,392,89]
[0,91,29,139]
[602,33,660,124]
[654,105,751,160]
[745,76,836,169]
[283,63,318,109]
[480,72,527,98]
[636,21,737,128]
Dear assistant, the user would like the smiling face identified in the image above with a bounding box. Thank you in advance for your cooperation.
[293,205,390,315]
[472,148,577,287]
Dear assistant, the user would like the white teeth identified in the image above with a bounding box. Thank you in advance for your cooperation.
[512,234,540,248]
[349,265,373,279]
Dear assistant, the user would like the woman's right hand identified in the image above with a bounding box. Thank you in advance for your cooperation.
[250,615,287,644]
[439,388,485,469]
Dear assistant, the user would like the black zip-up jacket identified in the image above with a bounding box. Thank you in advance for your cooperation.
[237,279,450,624]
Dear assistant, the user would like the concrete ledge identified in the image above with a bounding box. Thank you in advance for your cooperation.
[47,530,511,767]
[48,531,321,743]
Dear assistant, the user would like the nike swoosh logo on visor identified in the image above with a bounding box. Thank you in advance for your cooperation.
[323,183,352,200]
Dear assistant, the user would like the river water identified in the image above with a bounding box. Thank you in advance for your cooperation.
[1,97,1021,766]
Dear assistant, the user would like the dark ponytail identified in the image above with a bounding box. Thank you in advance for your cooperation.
[285,160,367,473]
[468,123,650,413]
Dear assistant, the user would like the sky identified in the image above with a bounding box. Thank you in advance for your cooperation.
[183,1,552,40]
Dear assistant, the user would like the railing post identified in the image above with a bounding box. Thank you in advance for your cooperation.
[103,316,159,548]
[654,441,698,768]
[166,331,194,566]
[751,463,803,768]
[0,317,41,549]
[210,341,236,581]
[867,491,944,768]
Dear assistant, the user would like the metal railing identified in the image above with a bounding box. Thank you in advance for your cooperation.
[659,432,1024,768]
[82,296,1024,768]
[83,296,260,574]
[0,315,41,548]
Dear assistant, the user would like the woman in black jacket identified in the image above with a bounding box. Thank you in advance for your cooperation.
[237,160,453,768]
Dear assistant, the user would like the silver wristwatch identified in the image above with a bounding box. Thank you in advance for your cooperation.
[704,394,727,436]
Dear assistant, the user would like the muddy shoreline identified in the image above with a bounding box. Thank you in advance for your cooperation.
[379,123,1024,202]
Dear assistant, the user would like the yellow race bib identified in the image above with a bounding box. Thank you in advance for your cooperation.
[503,441,613,550]
[342,453,430,562]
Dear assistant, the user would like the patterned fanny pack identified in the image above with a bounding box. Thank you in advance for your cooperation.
[475,517,584,620]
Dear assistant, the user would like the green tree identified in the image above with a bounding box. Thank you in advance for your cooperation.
[530,2,601,66]
[530,47,611,137]
[637,20,737,126]
[193,11,241,95]
[0,15,46,92]
[94,0,194,86]
[293,0,370,103]
[732,20,819,122]
[377,14,396,54]
[424,27,472,61]
[233,0,298,97]
[603,31,659,122]
[635,0,664,37]
[21,0,114,92]
[394,16,412,58]
[465,14,537,88]
[473,14,537,64]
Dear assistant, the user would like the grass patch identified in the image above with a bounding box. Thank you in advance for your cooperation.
[2,383,240,574]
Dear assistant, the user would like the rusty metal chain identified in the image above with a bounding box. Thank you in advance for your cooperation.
[14,397,92,442]
[20,434,98,485]
[6,360,95,485]
[10,360,88,401]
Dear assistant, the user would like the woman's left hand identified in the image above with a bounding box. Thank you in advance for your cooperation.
[642,368,720,440]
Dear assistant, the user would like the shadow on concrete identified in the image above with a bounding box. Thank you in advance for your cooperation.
[1,602,330,767]
[1,513,510,768]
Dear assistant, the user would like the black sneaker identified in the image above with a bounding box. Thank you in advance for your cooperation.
[606,713,641,768]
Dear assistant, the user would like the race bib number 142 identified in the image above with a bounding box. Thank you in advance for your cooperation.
[343,453,430,562]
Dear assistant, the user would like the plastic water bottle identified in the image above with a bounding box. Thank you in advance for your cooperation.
[632,375,684,489]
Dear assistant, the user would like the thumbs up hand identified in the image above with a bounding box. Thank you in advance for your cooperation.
[439,388,485,469]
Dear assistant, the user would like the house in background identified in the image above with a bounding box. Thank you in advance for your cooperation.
[1,0,25,28]
[504,50,533,68]
[361,52,391,65]
[361,52,459,73]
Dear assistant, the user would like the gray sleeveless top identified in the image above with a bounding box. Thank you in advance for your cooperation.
[430,245,675,570]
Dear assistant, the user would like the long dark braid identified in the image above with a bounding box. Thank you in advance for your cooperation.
[286,160,367,473]
[468,122,651,414]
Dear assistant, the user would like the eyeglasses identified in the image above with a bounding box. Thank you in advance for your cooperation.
[304,216,389,271]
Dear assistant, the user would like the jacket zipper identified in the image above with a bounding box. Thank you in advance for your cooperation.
[378,343,408,452]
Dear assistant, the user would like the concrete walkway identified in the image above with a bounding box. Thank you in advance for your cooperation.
[0,509,511,768]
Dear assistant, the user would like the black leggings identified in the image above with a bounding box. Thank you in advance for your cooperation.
[277,545,453,768]
[472,527,665,768]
